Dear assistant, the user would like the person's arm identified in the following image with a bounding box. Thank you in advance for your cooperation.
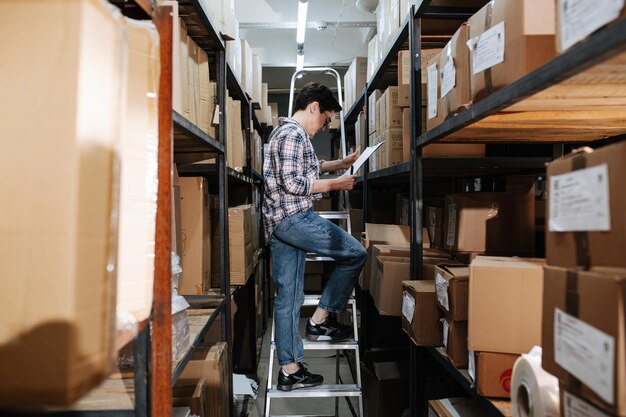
[311,175,357,193]
[320,150,359,173]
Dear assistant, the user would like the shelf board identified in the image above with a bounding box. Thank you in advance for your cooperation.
[177,163,256,185]
[177,0,224,51]
[418,18,626,145]
[427,347,512,417]
[171,308,220,384]
[173,110,224,154]
[252,169,263,183]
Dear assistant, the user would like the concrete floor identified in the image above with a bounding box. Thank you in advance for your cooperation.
[246,309,361,417]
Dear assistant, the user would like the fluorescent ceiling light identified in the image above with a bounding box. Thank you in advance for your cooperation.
[296,0,308,44]
[296,53,304,71]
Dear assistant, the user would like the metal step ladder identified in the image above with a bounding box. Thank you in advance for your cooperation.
[264,67,363,417]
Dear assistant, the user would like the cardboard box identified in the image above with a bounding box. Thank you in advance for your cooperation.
[437,22,471,121]
[546,141,626,269]
[360,224,410,290]
[443,193,535,255]
[228,205,257,285]
[0,0,122,405]
[468,0,556,102]
[344,57,368,110]
[179,177,211,295]
[468,256,544,354]
[542,265,626,416]
[398,48,441,107]
[470,351,519,398]
[444,319,468,368]
[402,280,443,346]
[424,51,444,130]
[373,255,410,316]
[557,0,626,52]
[180,342,230,417]
[173,379,209,417]
[378,128,404,169]
[559,387,617,417]
[434,264,470,321]
[429,397,486,417]
[361,361,410,417]
[240,39,253,97]
[367,36,380,81]
[379,86,403,131]
[368,90,382,136]
[426,206,443,248]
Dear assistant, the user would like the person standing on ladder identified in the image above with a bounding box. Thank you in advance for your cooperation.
[263,82,367,391]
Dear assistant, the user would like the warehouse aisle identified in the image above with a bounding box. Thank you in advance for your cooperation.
[247,312,359,417]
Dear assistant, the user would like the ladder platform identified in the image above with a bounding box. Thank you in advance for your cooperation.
[305,254,334,261]
[271,339,358,350]
[315,211,350,220]
[267,384,361,398]
[302,294,355,306]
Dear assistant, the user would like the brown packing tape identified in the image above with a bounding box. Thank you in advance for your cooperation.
[565,269,583,392]
[483,0,495,95]
[570,153,591,269]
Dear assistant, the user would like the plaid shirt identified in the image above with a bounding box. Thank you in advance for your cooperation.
[263,117,322,239]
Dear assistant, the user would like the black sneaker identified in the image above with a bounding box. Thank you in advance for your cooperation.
[277,362,323,391]
[305,314,353,342]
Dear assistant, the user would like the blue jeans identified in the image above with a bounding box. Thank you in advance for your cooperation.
[270,209,367,366]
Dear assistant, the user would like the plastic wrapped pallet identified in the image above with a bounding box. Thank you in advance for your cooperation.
[0,0,124,405]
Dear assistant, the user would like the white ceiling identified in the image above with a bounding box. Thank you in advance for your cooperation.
[235,0,377,68]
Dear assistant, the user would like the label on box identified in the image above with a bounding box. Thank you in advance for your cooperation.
[446,203,457,247]
[467,21,505,75]
[441,319,449,347]
[427,63,438,119]
[440,55,456,98]
[435,273,449,311]
[468,350,476,381]
[563,391,610,417]
[549,164,610,232]
[554,308,615,404]
[564,392,611,417]
[559,0,625,51]
[402,292,415,323]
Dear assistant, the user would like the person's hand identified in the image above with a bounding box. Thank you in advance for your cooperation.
[333,175,357,191]
[341,150,359,170]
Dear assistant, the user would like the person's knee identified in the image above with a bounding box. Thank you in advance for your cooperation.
[355,246,367,265]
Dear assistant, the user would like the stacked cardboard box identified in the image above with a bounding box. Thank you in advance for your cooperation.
[174,14,216,138]
[344,57,368,110]
[434,264,470,368]
[0,0,138,405]
[542,141,626,416]
[442,192,535,257]
[226,96,245,170]
[228,205,259,285]
[467,256,545,398]
[179,177,212,295]
[467,0,556,103]
[360,224,410,291]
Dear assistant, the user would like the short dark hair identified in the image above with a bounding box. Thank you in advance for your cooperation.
[293,82,342,113]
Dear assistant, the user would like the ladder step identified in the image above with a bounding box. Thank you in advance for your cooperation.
[271,339,358,350]
[267,384,361,398]
[302,294,355,306]
[269,415,337,417]
[315,211,350,220]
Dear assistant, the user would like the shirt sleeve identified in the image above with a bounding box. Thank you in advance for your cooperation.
[275,128,313,196]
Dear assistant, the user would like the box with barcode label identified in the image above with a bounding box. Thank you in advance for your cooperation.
[546,141,626,268]
[467,0,556,102]
[557,0,626,53]
[434,264,470,321]
[401,280,443,346]
[542,265,626,416]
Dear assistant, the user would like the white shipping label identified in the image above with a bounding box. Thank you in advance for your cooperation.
[467,350,476,381]
[564,392,611,417]
[559,0,625,51]
[549,164,611,231]
[467,21,505,75]
[446,203,457,247]
[427,63,438,119]
[440,56,456,98]
[402,292,416,323]
[554,308,615,404]
[435,273,450,311]
[442,319,449,347]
